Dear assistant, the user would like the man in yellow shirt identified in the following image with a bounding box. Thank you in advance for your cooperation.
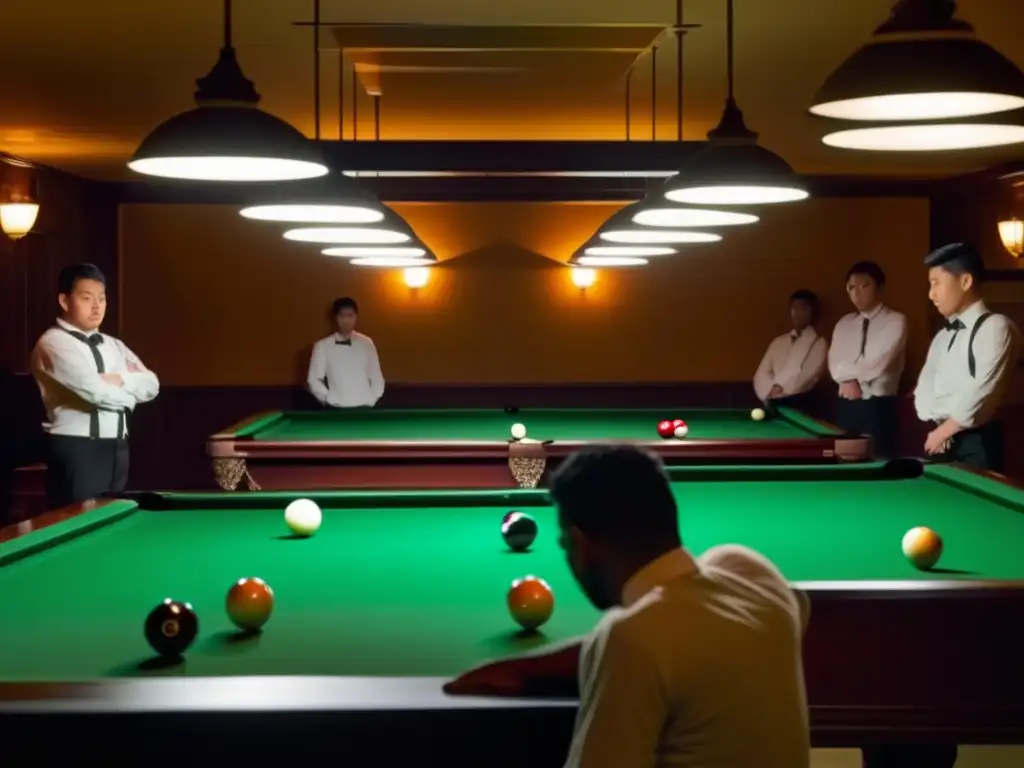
[445,444,811,768]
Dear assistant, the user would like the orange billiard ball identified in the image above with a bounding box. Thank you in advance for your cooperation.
[902,526,943,570]
[226,576,275,631]
[507,575,554,631]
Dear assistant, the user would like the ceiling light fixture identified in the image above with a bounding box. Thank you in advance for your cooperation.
[240,174,386,223]
[632,206,758,227]
[599,228,720,244]
[810,0,1024,124]
[584,245,676,257]
[572,255,649,267]
[284,227,412,245]
[323,246,428,258]
[350,256,437,267]
[663,0,807,206]
[128,0,327,182]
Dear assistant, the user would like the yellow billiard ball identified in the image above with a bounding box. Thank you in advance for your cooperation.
[902,526,943,570]
[751,408,766,422]
[507,575,554,630]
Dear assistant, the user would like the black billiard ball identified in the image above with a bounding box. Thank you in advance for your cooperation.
[502,512,538,552]
[144,598,198,658]
[504,406,519,415]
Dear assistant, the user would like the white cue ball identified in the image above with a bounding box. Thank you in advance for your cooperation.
[674,424,689,439]
[510,423,527,440]
[284,498,322,537]
[751,408,766,422]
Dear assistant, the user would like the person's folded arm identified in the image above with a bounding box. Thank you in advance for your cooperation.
[778,337,827,397]
[34,334,137,410]
[115,340,160,403]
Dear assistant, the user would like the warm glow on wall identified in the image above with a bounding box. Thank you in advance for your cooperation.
[571,267,597,289]
[403,267,430,288]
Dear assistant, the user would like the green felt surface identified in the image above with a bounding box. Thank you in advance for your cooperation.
[240,407,835,442]
[1,463,1022,681]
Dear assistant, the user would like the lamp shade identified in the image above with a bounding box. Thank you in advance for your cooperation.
[0,202,39,240]
[810,36,1024,122]
[663,142,808,206]
[240,174,386,223]
[596,201,723,244]
[324,244,438,267]
[129,106,328,182]
[998,217,1023,257]
[819,109,1024,151]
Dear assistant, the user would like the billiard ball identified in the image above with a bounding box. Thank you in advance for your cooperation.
[674,421,689,439]
[144,598,198,657]
[226,577,275,631]
[657,420,675,439]
[504,406,519,415]
[502,512,538,551]
[751,408,766,422]
[672,418,685,429]
[510,423,527,440]
[902,526,943,570]
[284,498,322,537]
[507,575,554,630]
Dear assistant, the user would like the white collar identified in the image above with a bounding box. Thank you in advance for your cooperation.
[621,547,698,607]
[859,304,885,321]
[791,327,816,341]
[953,300,987,326]
[56,317,100,337]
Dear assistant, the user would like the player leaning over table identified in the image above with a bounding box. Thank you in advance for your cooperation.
[914,242,1021,473]
[827,261,908,457]
[306,296,385,408]
[30,263,160,510]
[753,288,828,412]
[445,444,812,768]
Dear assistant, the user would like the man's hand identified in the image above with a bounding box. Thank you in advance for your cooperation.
[768,385,784,399]
[443,660,529,697]
[838,381,863,400]
[100,373,124,386]
[127,362,145,373]
[924,420,958,456]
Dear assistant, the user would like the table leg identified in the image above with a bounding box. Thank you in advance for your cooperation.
[862,744,958,768]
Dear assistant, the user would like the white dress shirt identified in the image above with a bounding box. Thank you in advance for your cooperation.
[306,331,385,408]
[564,546,810,768]
[914,300,1021,429]
[753,327,828,402]
[827,304,908,398]
[30,318,161,438]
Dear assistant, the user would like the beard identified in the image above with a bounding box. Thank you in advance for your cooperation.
[572,565,617,611]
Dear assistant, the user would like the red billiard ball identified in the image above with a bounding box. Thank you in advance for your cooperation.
[507,575,554,631]
[144,598,198,658]
[657,420,675,439]
[672,419,685,429]
[226,577,275,631]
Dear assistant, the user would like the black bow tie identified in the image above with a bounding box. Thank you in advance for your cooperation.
[69,331,103,347]
[944,319,966,332]
[335,339,352,346]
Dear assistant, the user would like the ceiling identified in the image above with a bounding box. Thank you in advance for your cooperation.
[2,0,1024,181]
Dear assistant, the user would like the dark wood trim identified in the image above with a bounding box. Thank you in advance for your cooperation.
[0,498,111,542]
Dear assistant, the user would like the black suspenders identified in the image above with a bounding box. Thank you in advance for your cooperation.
[61,328,126,439]
[967,313,993,378]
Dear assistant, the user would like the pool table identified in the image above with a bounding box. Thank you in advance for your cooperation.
[2,460,1022,764]
[206,406,870,491]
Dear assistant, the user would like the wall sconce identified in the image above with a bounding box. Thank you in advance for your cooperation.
[998,216,1023,258]
[570,267,597,289]
[403,266,430,288]
[0,160,40,240]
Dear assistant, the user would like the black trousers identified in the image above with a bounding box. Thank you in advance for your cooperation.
[835,395,899,458]
[938,420,1005,473]
[45,435,129,510]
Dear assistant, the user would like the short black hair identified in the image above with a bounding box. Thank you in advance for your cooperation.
[58,263,106,295]
[332,297,358,315]
[549,444,680,548]
[925,242,986,284]
[845,261,886,288]
[789,289,819,320]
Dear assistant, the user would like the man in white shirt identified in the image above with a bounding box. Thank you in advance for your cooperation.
[753,289,828,412]
[827,261,908,457]
[914,242,1021,473]
[30,263,160,509]
[306,297,385,408]
[444,444,811,768]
